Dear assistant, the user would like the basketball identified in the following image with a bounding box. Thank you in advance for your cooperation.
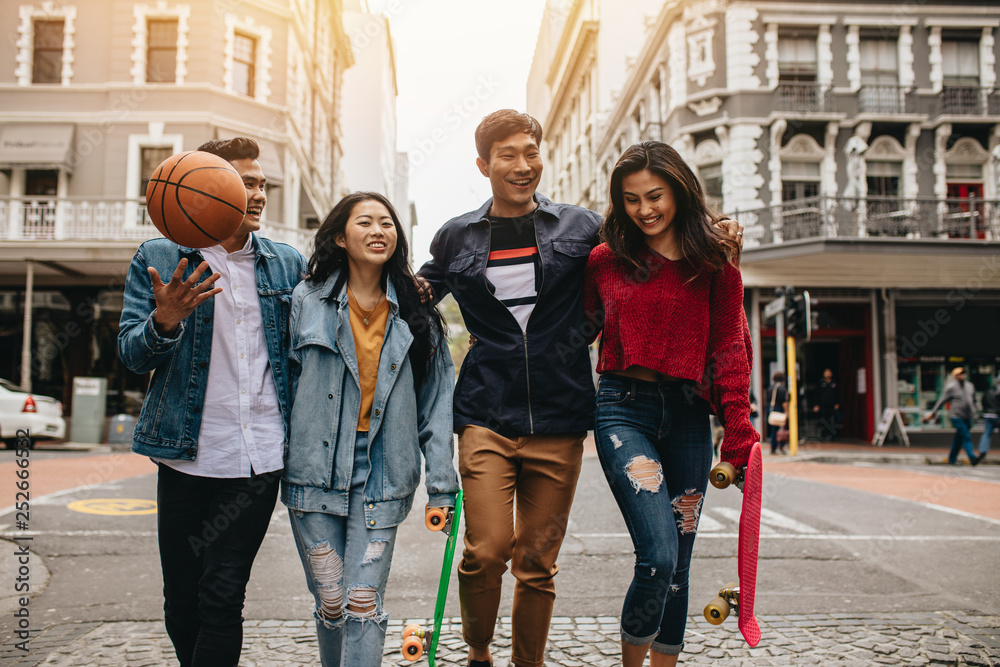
[145,151,247,248]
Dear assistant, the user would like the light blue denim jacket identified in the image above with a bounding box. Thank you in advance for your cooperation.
[117,235,307,460]
[281,271,459,529]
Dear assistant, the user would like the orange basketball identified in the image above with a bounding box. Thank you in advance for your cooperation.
[145,151,247,248]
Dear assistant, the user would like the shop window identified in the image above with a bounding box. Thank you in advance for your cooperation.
[233,32,257,97]
[147,19,178,83]
[32,19,64,84]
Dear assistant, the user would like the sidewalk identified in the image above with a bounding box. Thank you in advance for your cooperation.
[5,611,998,665]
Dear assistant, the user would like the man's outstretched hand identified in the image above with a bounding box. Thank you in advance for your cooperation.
[149,258,222,337]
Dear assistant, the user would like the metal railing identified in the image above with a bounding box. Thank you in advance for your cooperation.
[734,196,1000,247]
[858,85,917,114]
[0,197,312,252]
[776,82,833,113]
[940,86,1000,116]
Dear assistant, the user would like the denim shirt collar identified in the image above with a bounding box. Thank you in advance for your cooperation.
[468,193,558,225]
[319,268,401,315]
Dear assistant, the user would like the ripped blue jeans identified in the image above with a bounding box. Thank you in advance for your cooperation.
[288,432,398,667]
[594,375,713,656]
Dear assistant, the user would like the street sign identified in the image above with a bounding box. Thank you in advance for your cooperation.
[764,296,785,319]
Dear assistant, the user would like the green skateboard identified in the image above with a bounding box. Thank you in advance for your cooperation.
[401,489,463,665]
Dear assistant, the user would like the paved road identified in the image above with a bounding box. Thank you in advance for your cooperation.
[0,444,996,665]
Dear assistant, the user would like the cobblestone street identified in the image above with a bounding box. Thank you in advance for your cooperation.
[3,612,996,666]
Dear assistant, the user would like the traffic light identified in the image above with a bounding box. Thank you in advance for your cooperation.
[785,290,812,340]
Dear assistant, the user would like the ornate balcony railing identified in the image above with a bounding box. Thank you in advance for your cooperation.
[0,197,312,253]
[858,85,917,114]
[940,86,1000,116]
[775,82,833,113]
[733,196,1000,247]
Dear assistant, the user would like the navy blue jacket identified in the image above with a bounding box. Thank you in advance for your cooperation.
[419,194,602,437]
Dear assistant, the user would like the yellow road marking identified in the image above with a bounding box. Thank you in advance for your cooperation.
[66,498,157,516]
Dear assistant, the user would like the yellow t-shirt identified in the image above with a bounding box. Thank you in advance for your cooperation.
[347,287,390,432]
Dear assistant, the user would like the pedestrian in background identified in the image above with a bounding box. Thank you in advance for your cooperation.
[766,371,789,454]
[583,141,758,667]
[977,373,999,464]
[812,368,840,441]
[923,366,979,466]
[282,192,458,667]
[118,138,306,667]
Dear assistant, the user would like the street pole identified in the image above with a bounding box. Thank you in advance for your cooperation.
[776,312,785,377]
[787,335,798,455]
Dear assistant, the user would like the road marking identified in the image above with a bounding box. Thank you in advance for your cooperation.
[0,530,157,537]
[66,498,157,516]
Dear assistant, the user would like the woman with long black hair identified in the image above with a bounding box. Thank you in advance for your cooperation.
[584,142,759,667]
[281,192,459,666]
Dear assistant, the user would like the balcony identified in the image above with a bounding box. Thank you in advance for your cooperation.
[735,196,1000,246]
[0,197,312,253]
[775,82,833,113]
[940,86,1000,116]
[858,85,917,115]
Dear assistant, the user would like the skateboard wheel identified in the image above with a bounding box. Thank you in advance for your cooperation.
[709,462,737,489]
[704,597,731,624]
[402,623,422,639]
[402,634,424,660]
[426,506,447,531]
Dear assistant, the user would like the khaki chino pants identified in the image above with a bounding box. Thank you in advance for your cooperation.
[457,425,585,667]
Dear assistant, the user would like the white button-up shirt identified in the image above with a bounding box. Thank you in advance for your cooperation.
[158,236,285,478]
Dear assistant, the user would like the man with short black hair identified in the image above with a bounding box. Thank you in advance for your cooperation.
[119,137,306,666]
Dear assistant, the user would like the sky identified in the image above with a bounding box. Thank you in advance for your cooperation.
[365,0,549,266]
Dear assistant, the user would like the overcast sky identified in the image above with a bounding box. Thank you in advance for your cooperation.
[365,0,549,266]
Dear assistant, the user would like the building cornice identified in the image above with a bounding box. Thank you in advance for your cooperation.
[732,2,1000,17]
[546,0,587,87]
[546,21,598,131]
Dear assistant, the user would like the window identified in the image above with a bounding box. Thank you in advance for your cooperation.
[866,161,901,196]
[778,33,817,83]
[147,19,178,83]
[700,163,723,210]
[140,147,174,200]
[860,34,898,85]
[942,35,980,87]
[32,19,64,84]
[25,170,59,197]
[233,32,256,97]
[781,161,821,201]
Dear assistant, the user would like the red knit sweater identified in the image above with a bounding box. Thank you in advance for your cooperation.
[583,243,759,470]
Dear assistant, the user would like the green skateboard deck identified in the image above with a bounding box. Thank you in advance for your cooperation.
[402,489,463,665]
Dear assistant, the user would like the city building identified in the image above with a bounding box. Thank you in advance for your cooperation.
[339,2,414,247]
[530,0,1000,444]
[0,0,354,418]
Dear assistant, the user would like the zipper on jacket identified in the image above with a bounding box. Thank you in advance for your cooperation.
[522,213,544,436]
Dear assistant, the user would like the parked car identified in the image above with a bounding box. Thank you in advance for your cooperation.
[0,379,66,448]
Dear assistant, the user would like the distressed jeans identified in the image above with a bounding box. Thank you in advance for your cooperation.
[288,432,398,667]
[457,425,584,667]
[593,375,713,656]
[157,464,281,667]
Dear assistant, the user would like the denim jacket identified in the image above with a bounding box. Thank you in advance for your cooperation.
[281,271,459,529]
[118,235,307,460]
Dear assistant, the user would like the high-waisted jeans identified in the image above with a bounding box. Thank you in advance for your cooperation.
[288,432,399,667]
[594,375,713,656]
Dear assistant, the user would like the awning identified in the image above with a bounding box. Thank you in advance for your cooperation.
[0,124,75,172]
[256,139,284,186]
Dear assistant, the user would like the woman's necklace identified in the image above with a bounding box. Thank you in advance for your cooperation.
[348,285,383,325]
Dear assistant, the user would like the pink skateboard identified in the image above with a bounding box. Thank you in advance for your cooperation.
[704,441,762,647]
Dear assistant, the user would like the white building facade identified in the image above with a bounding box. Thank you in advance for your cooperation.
[530,0,1000,444]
